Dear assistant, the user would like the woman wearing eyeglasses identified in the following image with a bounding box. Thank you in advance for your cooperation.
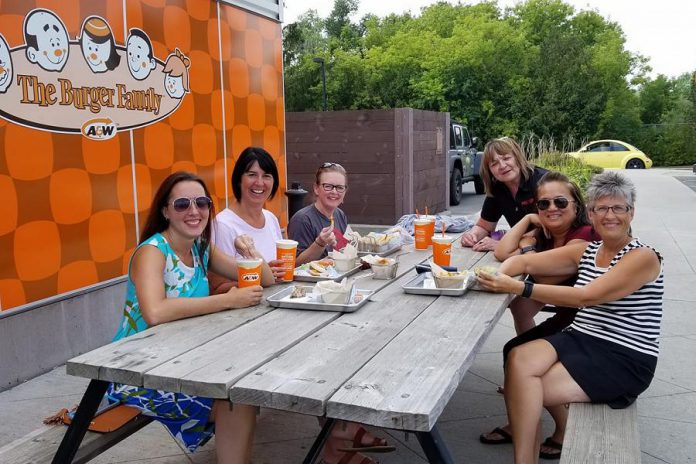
[477,172,663,464]
[480,172,599,458]
[289,162,350,265]
[108,171,274,463]
[460,138,548,251]
[210,147,289,291]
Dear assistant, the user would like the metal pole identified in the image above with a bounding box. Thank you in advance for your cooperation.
[313,57,327,111]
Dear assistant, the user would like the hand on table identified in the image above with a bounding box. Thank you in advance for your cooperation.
[460,230,479,247]
[472,236,499,252]
[226,285,264,308]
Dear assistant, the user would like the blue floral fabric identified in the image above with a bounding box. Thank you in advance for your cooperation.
[107,233,215,452]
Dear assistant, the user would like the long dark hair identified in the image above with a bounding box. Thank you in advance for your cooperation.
[140,171,215,269]
[534,171,590,252]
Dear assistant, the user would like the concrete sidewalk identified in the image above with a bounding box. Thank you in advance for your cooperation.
[1,168,694,463]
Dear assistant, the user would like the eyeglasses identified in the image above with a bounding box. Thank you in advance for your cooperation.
[320,162,343,169]
[591,205,632,215]
[170,196,212,212]
[321,183,347,193]
[536,197,573,211]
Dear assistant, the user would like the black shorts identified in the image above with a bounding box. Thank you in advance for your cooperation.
[503,307,577,365]
[545,328,657,409]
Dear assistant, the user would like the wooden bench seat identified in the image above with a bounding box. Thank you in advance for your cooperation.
[0,414,152,464]
[560,402,640,464]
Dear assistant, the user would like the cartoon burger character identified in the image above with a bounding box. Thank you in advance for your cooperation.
[23,9,70,72]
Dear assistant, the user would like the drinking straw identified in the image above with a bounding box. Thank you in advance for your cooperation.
[441,222,445,236]
[415,208,420,218]
[425,206,429,216]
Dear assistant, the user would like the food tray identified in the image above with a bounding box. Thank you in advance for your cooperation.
[402,272,475,296]
[357,243,401,257]
[293,262,363,282]
[266,285,374,313]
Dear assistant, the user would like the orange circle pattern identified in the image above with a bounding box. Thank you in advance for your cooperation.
[0,0,285,310]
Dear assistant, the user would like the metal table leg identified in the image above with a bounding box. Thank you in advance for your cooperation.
[302,417,337,464]
[52,379,109,464]
[416,425,455,464]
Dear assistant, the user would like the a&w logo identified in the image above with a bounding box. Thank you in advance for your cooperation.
[81,118,117,140]
[242,273,259,281]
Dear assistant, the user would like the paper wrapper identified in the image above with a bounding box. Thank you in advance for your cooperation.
[313,278,354,304]
[329,244,358,271]
[430,261,473,289]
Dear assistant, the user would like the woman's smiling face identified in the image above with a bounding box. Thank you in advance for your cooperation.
[313,171,347,212]
[536,181,576,231]
[239,161,275,208]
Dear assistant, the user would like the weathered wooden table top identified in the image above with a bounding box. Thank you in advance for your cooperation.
[67,245,512,432]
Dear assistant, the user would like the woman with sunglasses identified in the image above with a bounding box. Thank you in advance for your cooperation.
[289,162,351,265]
[108,171,274,464]
[480,172,599,458]
[210,147,289,290]
[460,137,548,252]
[477,172,663,464]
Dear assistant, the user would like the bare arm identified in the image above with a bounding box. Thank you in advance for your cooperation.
[478,247,661,308]
[132,246,264,326]
[494,214,540,261]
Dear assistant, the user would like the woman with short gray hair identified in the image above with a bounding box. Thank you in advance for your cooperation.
[477,171,663,463]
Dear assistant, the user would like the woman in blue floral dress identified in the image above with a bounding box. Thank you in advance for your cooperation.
[108,171,274,463]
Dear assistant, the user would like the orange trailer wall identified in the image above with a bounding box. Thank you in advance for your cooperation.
[0,0,286,310]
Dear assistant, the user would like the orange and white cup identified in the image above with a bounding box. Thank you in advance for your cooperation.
[275,239,298,282]
[432,235,455,267]
[237,258,263,288]
[423,216,436,246]
[414,218,431,250]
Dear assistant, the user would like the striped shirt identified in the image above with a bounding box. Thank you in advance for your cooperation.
[570,239,663,357]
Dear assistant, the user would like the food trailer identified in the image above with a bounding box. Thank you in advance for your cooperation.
[0,0,285,388]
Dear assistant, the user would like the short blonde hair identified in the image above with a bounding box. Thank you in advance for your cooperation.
[479,137,533,196]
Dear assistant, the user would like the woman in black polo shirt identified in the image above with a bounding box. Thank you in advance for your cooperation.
[460,137,547,251]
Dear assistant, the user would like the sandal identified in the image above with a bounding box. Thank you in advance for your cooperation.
[479,426,513,444]
[539,436,563,460]
[336,426,396,453]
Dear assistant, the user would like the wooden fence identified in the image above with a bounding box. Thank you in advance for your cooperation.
[286,108,449,225]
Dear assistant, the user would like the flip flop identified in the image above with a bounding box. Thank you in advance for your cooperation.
[539,436,563,460]
[336,426,396,453]
[479,426,513,444]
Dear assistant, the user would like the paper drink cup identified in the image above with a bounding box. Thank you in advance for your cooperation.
[424,216,436,247]
[275,239,298,281]
[414,218,431,250]
[432,235,455,267]
[237,258,263,288]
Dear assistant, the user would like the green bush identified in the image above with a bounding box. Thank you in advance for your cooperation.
[533,151,603,192]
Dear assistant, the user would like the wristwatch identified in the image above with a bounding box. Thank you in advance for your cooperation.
[520,245,536,254]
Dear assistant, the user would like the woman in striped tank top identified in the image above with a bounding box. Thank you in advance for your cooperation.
[477,171,663,464]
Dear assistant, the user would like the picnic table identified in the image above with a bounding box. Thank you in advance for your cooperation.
[53,244,513,464]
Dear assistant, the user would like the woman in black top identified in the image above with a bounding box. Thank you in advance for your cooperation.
[460,137,547,251]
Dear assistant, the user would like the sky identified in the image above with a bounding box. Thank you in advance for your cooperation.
[281,0,696,79]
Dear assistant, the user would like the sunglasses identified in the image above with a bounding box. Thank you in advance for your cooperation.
[320,162,343,169]
[536,197,573,211]
[170,196,212,212]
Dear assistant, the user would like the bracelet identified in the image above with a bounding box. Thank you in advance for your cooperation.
[521,280,534,298]
[315,238,326,248]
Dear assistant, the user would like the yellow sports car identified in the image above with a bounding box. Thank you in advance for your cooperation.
[567,140,653,169]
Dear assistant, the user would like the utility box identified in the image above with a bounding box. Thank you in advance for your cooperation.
[286,108,448,225]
